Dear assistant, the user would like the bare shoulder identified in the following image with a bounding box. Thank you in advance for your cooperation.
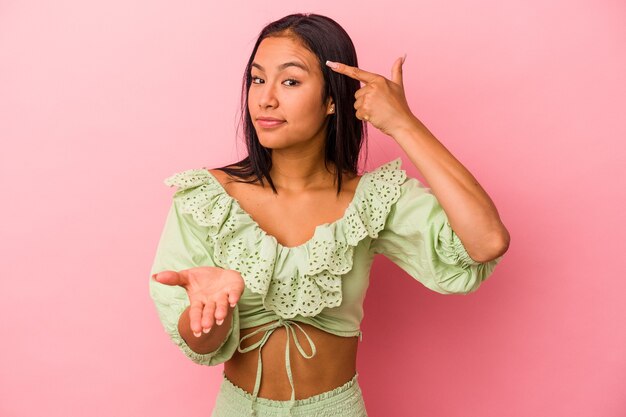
[341,172,363,192]
[206,167,263,199]
[206,168,230,186]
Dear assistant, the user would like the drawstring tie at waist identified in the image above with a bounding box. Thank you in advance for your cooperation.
[237,318,317,416]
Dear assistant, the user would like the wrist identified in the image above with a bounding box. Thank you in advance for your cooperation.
[389,114,423,139]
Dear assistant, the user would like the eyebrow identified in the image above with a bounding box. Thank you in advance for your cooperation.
[251,61,310,73]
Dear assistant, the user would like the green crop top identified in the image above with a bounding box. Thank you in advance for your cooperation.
[149,157,504,413]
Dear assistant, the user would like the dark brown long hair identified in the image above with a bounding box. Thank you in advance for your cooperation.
[216,13,368,195]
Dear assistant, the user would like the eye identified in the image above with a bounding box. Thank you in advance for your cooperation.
[250,76,300,87]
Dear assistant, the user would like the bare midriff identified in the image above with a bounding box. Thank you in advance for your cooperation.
[223,320,359,401]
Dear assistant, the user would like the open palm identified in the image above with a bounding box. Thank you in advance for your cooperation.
[153,266,244,335]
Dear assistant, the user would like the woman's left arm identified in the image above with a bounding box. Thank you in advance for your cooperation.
[327,57,510,263]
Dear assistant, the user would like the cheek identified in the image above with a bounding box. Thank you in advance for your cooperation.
[247,90,258,111]
[290,93,325,120]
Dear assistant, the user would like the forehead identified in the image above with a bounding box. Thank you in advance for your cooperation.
[253,36,319,73]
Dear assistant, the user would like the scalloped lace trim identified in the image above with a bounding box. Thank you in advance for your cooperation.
[163,158,407,319]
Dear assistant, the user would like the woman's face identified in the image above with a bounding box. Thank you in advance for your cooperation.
[248,35,333,151]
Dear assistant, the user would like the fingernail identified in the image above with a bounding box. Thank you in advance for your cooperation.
[401,53,407,64]
[152,273,158,280]
[326,60,338,69]
[203,327,211,334]
[216,319,224,326]
[193,331,202,337]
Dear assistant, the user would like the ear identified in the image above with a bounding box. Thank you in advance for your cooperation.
[326,97,335,115]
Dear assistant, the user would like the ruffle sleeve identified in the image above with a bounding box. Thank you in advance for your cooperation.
[149,193,240,366]
[369,176,504,294]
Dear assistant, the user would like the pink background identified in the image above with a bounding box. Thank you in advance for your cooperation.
[1,1,624,416]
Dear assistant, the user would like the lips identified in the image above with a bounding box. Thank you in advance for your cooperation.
[256,117,286,128]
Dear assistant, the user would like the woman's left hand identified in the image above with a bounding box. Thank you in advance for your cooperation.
[326,56,419,138]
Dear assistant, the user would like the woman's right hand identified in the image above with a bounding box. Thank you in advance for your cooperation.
[152,267,245,337]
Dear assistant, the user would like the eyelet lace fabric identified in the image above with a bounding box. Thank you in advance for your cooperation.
[163,158,407,319]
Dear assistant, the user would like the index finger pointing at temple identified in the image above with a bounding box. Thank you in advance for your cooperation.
[326,60,379,83]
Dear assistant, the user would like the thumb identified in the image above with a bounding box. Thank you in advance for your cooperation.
[391,54,406,87]
[152,270,186,286]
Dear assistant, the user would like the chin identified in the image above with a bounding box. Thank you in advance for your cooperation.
[257,136,283,149]
[257,137,300,150]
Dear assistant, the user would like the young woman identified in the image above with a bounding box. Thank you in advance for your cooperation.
[149,13,509,417]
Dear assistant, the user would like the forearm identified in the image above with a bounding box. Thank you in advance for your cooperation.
[178,304,235,354]
[392,116,510,262]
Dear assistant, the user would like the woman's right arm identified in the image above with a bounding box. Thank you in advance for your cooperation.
[178,304,235,354]
[149,197,243,366]
[153,265,244,359]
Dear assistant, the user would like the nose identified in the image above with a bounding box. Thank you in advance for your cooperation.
[257,82,279,109]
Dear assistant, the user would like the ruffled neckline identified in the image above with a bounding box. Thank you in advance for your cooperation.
[200,163,371,251]
[163,157,407,319]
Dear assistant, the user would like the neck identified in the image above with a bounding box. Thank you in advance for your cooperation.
[269,153,337,192]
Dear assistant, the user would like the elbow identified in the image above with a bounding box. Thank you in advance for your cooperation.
[470,226,511,264]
